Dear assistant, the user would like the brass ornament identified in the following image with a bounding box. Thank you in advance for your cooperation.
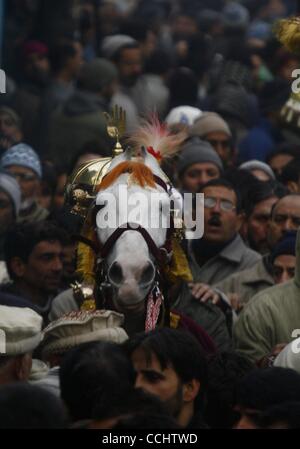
[104,105,126,157]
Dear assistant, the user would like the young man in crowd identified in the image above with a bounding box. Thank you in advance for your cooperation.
[126,328,208,429]
[0,221,66,321]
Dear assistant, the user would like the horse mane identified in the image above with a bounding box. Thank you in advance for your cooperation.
[98,161,156,191]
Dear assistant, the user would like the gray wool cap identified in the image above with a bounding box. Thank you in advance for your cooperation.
[177,138,224,176]
[240,160,275,180]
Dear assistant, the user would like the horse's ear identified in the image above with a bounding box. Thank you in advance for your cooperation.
[140,146,148,159]
[124,146,134,160]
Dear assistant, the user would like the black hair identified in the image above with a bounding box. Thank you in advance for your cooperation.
[244,180,280,218]
[92,387,170,422]
[59,341,135,422]
[4,221,69,280]
[259,401,300,429]
[199,178,242,213]
[224,168,258,212]
[49,42,78,74]
[280,158,300,185]
[144,50,172,76]
[125,328,207,411]
[236,367,300,412]
[111,42,140,64]
[0,383,68,429]
[167,67,199,109]
[113,412,180,429]
[204,351,256,429]
[68,139,112,175]
[266,143,300,165]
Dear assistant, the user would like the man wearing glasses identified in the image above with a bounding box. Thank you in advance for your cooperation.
[186,179,260,305]
[0,143,48,224]
[171,179,260,350]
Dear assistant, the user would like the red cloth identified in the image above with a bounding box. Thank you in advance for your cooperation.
[22,41,48,58]
[171,309,217,356]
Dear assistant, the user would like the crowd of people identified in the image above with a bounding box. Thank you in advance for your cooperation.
[0,0,300,429]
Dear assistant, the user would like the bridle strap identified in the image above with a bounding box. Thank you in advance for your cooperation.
[100,223,169,266]
[90,174,175,265]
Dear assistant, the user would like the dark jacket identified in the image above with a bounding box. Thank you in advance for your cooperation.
[46,89,110,166]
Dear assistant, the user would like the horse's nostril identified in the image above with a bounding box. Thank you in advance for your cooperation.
[108,262,123,286]
[140,262,155,286]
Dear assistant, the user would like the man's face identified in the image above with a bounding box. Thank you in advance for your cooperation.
[181,163,220,193]
[272,254,296,284]
[234,407,261,429]
[247,196,278,254]
[118,48,142,87]
[267,196,300,249]
[6,165,40,202]
[0,112,22,145]
[204,132,232,166]
[202,185,242,244]
[269,153,294,178]
[0,190,15,233]
[22,240,63,294]
[24,52,50,85]
[132,348,184,417]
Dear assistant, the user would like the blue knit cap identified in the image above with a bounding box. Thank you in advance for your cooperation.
[0,143,42,179]
[271,231,297,264]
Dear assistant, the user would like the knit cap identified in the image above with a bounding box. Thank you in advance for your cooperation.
[240,160,275,181]
[0,143,42,179]
[190,112,232,139]
[177,137,223,175]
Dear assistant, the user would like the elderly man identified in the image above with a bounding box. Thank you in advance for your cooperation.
[0,306,42,385]
[212,194,300,309]
[0,143,48,224]
[188,178,260,285]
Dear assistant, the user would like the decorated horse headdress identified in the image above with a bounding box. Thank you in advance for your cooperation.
[65,107,193,329]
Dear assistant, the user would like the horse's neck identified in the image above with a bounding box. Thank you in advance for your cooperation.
[123,309,146,336]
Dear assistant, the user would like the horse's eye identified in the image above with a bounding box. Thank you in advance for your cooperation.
[108,262,123,285]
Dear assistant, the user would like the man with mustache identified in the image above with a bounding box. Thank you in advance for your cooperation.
[188,178,260,287]
[171,179,259,349]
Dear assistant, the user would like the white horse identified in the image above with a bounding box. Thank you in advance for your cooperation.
[92,115,187,335]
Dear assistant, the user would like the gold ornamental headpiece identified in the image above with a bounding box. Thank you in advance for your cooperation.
[104,105,126,157]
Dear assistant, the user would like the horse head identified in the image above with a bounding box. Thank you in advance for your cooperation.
[95,147,174,313]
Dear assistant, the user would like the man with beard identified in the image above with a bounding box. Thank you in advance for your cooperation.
[0,221,66,323]
[241,180,281,254]
[126,328,208,429]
